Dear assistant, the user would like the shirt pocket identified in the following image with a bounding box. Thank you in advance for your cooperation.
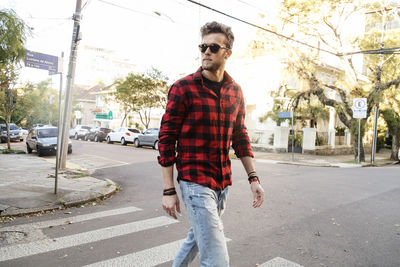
[221,95,240,119]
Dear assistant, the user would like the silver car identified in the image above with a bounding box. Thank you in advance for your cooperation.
[26,127,72,156]
[133,128,159,150]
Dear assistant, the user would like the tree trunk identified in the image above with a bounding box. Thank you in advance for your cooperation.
[6,114,11,150]
[352,135,365,162]
[120,111,128,127]
[390,134,399,161]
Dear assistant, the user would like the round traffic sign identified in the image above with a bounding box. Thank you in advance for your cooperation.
[353,98,367,110]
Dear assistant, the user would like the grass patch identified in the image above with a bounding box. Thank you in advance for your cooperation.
[57,198,65,205]
[229,153,238,159]
[72,173,87,178]
[1,149,26,154]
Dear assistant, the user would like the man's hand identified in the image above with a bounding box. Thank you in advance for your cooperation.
[162,194,181,219]
[250,182,264,208]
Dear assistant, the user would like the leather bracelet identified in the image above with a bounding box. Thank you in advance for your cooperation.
[248,175,260,184]
[163,187,175,193]
[163,190,177,196]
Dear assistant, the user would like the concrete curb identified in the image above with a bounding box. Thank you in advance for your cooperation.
[0,179,118,218]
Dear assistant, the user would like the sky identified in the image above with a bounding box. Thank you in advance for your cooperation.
[2,0,280,87]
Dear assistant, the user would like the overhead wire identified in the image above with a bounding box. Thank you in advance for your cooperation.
[186,0,400,56]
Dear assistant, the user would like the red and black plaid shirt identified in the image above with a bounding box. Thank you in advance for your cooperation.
[158,67,253,190]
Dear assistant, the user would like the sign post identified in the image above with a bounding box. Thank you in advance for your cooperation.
[278,111,294,161]
[25,50,63,194]
[352,98,367,163]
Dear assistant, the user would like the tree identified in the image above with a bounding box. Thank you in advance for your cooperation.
[274,0,400,161]
[0,9,28,148]
[358,5,400,160]
[113,68,169,129]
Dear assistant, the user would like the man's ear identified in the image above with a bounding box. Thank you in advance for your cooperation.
[225,49,232,59]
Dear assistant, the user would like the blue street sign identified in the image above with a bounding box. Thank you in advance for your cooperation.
[25,50,60,74]
[278,111,293,118]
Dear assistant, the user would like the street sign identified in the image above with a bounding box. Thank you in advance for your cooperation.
[352,98,367,119]
[25,50,62,74]
[278,111,293,118]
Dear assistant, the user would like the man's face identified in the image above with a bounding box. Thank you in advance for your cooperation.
[200,33,232,72]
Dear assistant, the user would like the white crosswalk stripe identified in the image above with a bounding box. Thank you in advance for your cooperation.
[84,237,232,267]
[83,239,185,267]
[258,257,304,267]
[0,216,177,262]
[1,206,141,232]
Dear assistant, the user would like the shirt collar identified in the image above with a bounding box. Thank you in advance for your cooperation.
[193,67,234,85]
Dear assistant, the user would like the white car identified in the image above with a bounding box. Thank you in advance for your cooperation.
[106,127,140,145]
[69,125,91,140]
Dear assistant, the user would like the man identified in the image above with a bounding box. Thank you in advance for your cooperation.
[158,21,265,267]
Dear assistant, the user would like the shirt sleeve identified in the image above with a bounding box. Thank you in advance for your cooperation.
[231,93,254,158]
[158,83,187,167]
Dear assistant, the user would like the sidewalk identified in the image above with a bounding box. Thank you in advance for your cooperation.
[252,146,398,168]
[0,153,118,217]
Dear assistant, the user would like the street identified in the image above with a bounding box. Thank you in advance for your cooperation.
[1,139,400,267]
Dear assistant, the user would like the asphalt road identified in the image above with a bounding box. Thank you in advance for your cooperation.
[1,139,400,267]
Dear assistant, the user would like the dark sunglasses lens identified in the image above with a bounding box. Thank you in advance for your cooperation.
[209,44,221,53]
[199,44,221,53]
[199,44,207,53]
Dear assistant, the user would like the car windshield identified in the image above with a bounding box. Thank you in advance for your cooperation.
[37,128,58,138]
[10,124,18,130]
[128,129,140,133]
[1,125,18,131]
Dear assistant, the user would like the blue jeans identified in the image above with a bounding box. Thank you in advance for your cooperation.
[173,180,229,267]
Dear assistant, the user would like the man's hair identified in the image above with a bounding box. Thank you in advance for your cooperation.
[200,21,234,49]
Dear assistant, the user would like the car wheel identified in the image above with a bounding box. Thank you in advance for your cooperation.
[134,138,140,148]
[153,141,159,150]
[121,137,127,146]
[107,136,113,144]
[26,143,32,153]
[74,133,78,140]
[37,148,44,157]
[94,135,98,142]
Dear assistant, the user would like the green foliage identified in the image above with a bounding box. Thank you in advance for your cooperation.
[114,68,169,129]
[0,148,25,154]
[0,80,59,127]
[315,134,327,146]
[0,9,29,65]
[335,126,346,136]
[288,132,302,147]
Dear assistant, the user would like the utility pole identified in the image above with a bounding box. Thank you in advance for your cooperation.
[60,0,82,169]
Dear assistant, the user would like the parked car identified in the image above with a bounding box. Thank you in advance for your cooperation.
[19,127,29,136]
[69,125,91,140]
[26,126,72,156]
[0,123,23,142]
[84,127,112,142]
[106,127,140,145]
[134,128,159,150]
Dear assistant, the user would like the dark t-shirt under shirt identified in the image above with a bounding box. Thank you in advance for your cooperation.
[202,75,224,98]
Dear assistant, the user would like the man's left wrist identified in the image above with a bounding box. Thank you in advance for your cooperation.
[248,176,260,184]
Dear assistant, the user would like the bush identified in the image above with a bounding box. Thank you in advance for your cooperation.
[288,133,302,147]
[269,134,274,145]
[315,135,327,146]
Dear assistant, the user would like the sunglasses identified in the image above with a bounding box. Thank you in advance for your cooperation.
[198,43,230,53]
